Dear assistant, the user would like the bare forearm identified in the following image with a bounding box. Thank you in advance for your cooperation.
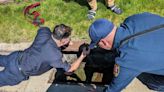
[68,54,85,72]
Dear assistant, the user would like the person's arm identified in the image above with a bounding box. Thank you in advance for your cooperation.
[67,54,86,72]
[51,45,90,74]
[67,45,90,72]
[31,27,51,47]
[51,52,86,74]
[104,66,140,92]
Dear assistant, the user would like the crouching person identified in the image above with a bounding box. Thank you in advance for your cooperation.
[0,24,89,87]
[87,13,164,92]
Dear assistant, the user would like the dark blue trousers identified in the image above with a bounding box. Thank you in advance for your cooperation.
[138,73,164,91]
[0,52,27,86]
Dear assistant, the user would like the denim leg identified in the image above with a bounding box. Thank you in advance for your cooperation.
[0,52,27,87]
[0,55,8,67]
[0,69,8,86]
[0,69,21,86]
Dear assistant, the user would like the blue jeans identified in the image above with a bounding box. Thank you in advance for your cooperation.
[138,73,164,91]
[0,52,27,86]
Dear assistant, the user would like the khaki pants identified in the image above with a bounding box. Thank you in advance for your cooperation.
[87,0,115,11]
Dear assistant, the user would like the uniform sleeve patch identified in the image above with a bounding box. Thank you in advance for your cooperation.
[113,64,120,77]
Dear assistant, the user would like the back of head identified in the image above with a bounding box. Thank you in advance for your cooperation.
[52,24,72,40]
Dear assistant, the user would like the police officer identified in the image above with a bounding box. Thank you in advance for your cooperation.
[0,24,89,86]
[87,12,164,92]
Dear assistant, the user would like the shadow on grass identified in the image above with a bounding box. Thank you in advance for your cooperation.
[62,0,106,10]
[62,0,89,9]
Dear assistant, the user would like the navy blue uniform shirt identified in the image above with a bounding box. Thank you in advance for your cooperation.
[105,12,164,92]
[19,27,70,76]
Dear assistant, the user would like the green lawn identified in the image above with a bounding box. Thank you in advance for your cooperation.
[0,0,164,43]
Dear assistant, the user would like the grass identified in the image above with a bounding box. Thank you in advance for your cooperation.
[0,0,164,43]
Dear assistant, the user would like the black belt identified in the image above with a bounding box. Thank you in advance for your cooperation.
[17,52,29,79]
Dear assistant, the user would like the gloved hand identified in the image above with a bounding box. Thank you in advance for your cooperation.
[82,44,90,56]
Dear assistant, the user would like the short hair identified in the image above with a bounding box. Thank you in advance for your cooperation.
[52,24,72,40]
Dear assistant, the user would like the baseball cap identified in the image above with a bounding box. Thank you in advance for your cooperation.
[88,19,114,49]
